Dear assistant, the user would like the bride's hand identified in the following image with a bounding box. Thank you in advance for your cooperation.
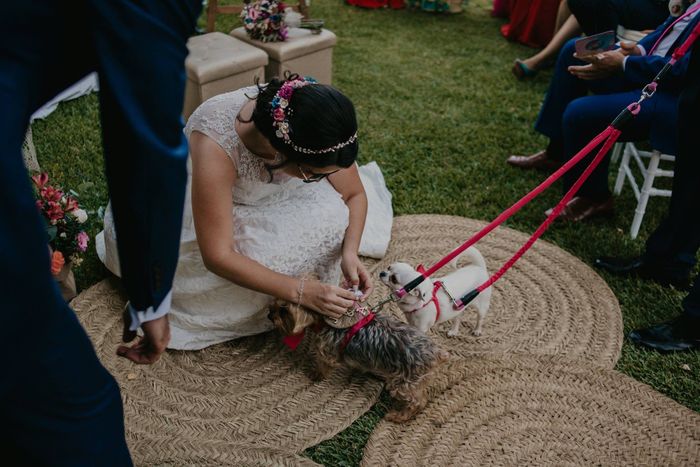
[302,280,357,319]
[341,253,374,300]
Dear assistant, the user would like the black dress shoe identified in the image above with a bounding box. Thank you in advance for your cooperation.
[545,196,614,222]
[629,315,700,352]
[594,256,692,290]
[506,150,562,171]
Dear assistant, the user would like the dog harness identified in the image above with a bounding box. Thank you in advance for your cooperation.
[404,264,443,323]
[282,308,376,354]
[338,310,376,353]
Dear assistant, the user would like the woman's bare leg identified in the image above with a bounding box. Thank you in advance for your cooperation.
[521,15,582,71]
[555,0,572,32]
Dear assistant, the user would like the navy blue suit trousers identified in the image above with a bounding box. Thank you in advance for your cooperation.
[0,1,200,464]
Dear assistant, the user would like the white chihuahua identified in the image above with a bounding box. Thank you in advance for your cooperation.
[379,248,492,337]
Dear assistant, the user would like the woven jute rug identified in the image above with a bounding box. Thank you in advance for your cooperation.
[362,357,700,467]
[135,442,320,466]
[72,280,382,465]
[363,215,623,368]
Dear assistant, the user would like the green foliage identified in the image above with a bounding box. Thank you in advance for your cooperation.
[30,1,698,465]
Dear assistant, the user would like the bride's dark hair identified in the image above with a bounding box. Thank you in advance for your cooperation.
[240,74,359,169]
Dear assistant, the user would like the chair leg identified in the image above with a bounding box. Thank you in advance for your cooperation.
[630,151,660,240]
[613,143,629,195]
[610,142,623,165]
[206,0,217,33]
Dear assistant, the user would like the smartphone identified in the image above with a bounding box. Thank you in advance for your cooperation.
[575,30,616,57]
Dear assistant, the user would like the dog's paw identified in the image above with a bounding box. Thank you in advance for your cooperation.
[471,329,482,337]
[446,329,460,338]
[385,409,417,424]
[308,370,327,382]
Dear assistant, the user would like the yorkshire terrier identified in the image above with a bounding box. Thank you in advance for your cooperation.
[268,300,449,423]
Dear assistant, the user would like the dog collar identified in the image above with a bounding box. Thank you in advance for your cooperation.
[339,311,376,353]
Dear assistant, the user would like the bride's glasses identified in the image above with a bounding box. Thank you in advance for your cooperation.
[297,164,340,183]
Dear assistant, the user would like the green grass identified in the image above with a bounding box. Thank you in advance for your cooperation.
[30,1,698,465]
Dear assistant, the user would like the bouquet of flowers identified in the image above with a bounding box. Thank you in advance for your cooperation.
[241,0,289,43]
[32,173,90,276]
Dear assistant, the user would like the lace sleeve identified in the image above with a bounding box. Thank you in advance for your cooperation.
[184,92,244,166]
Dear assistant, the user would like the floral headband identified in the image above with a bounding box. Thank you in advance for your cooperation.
[270,77,358,155]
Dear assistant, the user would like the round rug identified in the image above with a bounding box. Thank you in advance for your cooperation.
[72,280,382,463]
[363,215,623,368]
[133,441,319,466]
[362,357,700,466]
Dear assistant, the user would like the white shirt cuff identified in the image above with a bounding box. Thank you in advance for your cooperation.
[128,290,172,331]
[623,56,629,71]
[637,45,646,56]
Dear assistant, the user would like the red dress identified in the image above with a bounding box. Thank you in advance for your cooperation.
[346,0,405,8]
[499,0,560,48]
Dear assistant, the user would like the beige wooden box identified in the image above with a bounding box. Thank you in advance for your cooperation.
[230,28,337,84]
[184,32,268,119]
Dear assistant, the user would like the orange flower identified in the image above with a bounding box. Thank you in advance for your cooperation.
[50,250,65,276]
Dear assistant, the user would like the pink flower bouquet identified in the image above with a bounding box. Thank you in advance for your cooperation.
[32,173,90,274]
[241,0,289,43]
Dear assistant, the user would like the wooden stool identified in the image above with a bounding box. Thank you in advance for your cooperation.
[230,27,337,84]
[184,32,268,119]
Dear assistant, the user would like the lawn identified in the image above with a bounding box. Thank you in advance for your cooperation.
[30,1,698,465]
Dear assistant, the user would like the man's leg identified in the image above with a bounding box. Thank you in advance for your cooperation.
[596,37,698,289]
[534,38,592,144]
[509,38,627,169]
[547,89,677,222]
[89,0,201,314]
[611,0,669,33]
[0,2,131,463]
[560,90,677,201]
[568,0,668,36]
[643,47,700,279]
[628,37,700,351]
[628,275,700,351]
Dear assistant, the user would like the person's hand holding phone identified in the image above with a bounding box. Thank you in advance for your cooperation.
[569,49,627,80]
[619,41,642,56]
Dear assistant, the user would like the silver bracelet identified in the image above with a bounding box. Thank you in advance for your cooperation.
[297,277,306,307]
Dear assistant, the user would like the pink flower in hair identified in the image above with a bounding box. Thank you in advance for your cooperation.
[278,85,293,100]
[273,107,286,121]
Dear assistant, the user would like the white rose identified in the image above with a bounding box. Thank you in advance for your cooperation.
[72,208,88,224]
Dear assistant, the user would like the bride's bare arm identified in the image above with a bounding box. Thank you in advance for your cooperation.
[189,132,354,317]
[328,165,373,298]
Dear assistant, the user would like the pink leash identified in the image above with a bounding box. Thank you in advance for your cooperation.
[381,20,700,312]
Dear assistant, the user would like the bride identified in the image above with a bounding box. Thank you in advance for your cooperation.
[100,75,379,350]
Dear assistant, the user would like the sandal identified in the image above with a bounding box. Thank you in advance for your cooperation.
[511,59,538,80]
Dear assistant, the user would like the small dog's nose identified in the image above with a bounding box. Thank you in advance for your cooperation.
[379,271,388,278]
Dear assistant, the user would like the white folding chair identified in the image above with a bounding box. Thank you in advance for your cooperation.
[613,142,675,239]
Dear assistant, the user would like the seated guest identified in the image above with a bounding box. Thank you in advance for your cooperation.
[507,3,699,221]
[595,36,699,352]
[513,0,670,79]
[569,0,671,37]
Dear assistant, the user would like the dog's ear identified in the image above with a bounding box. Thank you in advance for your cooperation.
[280,303,318,335]
[407,277,432,303]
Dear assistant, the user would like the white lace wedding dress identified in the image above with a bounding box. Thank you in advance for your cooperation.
[97,86,393,350]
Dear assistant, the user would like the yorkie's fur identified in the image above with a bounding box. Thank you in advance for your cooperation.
[268,301,449,422]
